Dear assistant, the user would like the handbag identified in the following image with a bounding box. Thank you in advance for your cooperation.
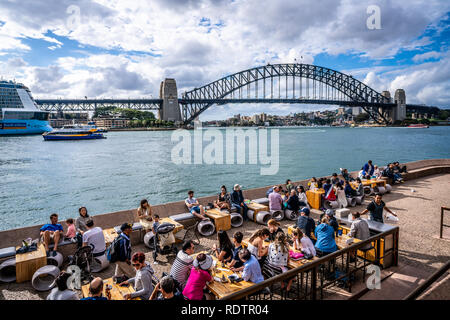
[289,250,304,260]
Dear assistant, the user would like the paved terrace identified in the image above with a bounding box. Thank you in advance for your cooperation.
[0,159,449,300]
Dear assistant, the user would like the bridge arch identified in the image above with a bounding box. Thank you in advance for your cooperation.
[180,63,390,124]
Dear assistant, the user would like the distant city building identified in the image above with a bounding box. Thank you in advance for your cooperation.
[93,117,130,129]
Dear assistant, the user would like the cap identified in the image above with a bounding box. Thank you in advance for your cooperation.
[193,254,213,271]
[301,207,310,215]
[234,184,241,190]
[120,223,133,231]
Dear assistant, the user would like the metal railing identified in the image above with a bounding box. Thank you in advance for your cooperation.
[220,227,399,300]
[440,206,450,239]
[403,260,450,300]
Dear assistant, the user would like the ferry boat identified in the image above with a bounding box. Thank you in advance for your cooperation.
[0,80,52,135]
[43,125,106,141]
[407,123,429,128]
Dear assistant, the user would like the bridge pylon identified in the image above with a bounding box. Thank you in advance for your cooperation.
[393,89,406,122]
[159,78,182,122]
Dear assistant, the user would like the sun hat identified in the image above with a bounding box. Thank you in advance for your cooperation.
[234,184,241,190]
[193,254,213,271]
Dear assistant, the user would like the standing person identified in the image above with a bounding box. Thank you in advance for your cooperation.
[297,186,309,208]
[228,231,244,271]
[119,252,154,300]
[151,214,161,264]
[82,219,106,258]
[269,186,283,214]
[239,249,264,284]
[170,240,195,290]
[47,271,79,300]
[185,190,207,220]
[136,199,153,232]
[267,219,284,242]
[40,213,63,256]
[182,253,213,300]
[214,185,231,211]
[297,207,316,240]
[314,217,337,257]
[113,223,136,282]
[361,194,397,223]
[81,277,111,300]
[230,184,249,220]
[246,228,270,266]
[212,230,233,263]
[75,207,90,234]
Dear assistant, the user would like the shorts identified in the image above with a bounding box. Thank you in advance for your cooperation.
[190,206,201,214]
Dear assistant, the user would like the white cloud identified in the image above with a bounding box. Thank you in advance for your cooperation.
[412,51,443,62]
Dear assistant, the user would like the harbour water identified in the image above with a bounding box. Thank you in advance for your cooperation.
[0,126,449,231]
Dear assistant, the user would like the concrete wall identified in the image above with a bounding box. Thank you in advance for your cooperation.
[0,158,449,248]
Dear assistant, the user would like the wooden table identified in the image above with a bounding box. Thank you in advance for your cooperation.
[245,200,269,222]
[15,243,47,283]
[360,179,386,188]
[81,277,141,300]
[306,189,325,209]
[192,252,254,299]
[205,208,231,231]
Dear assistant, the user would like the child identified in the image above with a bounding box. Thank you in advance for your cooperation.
[152,215,160,264]
[65,218,76,242]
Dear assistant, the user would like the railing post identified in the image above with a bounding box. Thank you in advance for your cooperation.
[311,266,317,300]
[440,207,444,239]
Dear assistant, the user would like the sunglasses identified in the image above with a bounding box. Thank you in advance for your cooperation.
[132,263,141,267]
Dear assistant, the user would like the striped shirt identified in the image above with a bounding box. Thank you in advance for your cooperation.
[170,250,194,289]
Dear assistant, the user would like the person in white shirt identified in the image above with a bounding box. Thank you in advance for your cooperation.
[296,185,309,208]
[82,219,106,257]
[292,227,316,257]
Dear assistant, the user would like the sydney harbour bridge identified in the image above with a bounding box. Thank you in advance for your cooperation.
[35,63,439,125]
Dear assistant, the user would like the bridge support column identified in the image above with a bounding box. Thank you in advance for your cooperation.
[159,78,182,122]
[393,89,406,122]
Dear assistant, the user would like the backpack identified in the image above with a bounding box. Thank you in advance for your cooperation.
[107,234,123,263]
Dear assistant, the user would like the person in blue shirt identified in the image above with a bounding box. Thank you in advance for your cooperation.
[230,184,249,220]
[314,217,337,257]
[239,248,264,284]
[40,213,63,256]
[344,180,356,197]
[81,277,111,300]
[113,223,136,282]
[363,160,375,177]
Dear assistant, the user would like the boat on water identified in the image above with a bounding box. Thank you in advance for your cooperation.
[43,124,106,141]
[407,124,429,128]
[0,80,52,135]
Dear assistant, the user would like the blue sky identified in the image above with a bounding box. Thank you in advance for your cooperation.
[0,0,449,120]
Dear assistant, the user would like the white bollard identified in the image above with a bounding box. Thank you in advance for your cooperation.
[271,210,285,221]
[230,212,243,228]
[91,254,110,273]
[197,219,216,237]
[47,251,64,268]
[256,211,272,225]
[0,258,16,283]
[32,265,60,291]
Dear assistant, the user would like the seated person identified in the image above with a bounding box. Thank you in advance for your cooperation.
[314,217,337,257]
[340,168,354,182]
[182,253,213,300]
[212,230,233,263]
[331,173,340,185]
[185,190,207,220]
[245,228,270,267]
[348,212,371,248]
[296,207,316,239]
[355,178,364,196]
[239,248,264,284]
[214,185,231,211]
[40,213,63,256]
[136,199,153,232]
[292,228,316,257]
[150,276,184,301]
[170,240,195,290]
[308,177,318,190]
[267,219,284,242]
[64,218,76,242]
[319,209,339,234]
[228,231,244,271]
[81,277,111,300]
[285,189,300,212]
[296,186,309,207]
[266,186,274,198]
[323,179,332,194]
[344,180,357,197]
[269,186,283,213]
[363,160,375,177]
[119,252,154,300]
[47,271,79,300]
[82,219,106,258]
[373,165,382,179]
[267,233,292,291]
[230,184,249,220]
[285,179,294,193]
[393,161,407,173]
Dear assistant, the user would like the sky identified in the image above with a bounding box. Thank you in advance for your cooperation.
[0,0,449,120]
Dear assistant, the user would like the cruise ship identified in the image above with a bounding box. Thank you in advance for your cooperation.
[0,80,52,135]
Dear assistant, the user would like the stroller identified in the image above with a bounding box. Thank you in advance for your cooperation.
[145,222,178,261]
[67,245,94,285]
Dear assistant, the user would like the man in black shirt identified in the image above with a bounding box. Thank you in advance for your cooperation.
[361,194,397,223]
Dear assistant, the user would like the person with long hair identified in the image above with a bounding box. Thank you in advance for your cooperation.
[212,230,233,263]
[75,206,90,234]
[266,232,293,291]
[247,228,270,264]
[136,199,153,232]
[267,219,284,242]
[296,185,309,208]
[214,185,231,211]
[292,227,316,256]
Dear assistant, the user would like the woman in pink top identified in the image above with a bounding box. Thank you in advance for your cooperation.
[65,219,76,239]
[182,253,213,300]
